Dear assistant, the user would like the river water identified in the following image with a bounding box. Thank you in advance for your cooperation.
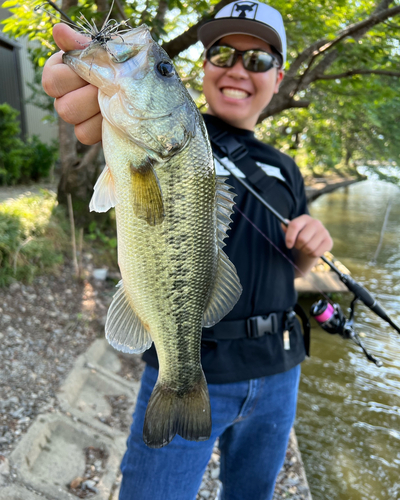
[296,180,400,500]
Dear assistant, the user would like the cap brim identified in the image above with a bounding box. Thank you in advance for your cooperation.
[198,18,283,55]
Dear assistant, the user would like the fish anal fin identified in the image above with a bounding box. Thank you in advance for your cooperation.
[89,165,117,213]
[105,280,153,353]
[130,159,164,226]
[143,372,211,448]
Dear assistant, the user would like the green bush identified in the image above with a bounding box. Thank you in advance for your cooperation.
[0,191,68,286]
[22,135,58,182]
[0,103,58,185]
[0,103,25,184]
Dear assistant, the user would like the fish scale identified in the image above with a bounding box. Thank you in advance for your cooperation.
[63,23,242,448]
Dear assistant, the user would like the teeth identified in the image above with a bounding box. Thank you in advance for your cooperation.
[221,88,249,99]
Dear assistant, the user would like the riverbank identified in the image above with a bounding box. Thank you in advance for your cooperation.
[305,176,359,202]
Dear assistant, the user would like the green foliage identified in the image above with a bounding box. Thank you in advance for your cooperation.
[258,74,400,179]
[23,135,59,182]
[0,191,68,286]
[0,104,26,184]
[2,0,400,178]
[0,103,58,185]
[87,219,117,249]
[85,215,118,270]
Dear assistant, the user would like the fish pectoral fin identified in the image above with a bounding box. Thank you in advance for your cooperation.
[202,248,242,327]
[130,159,164,226]
[89,165,117,213]
[105,280,153,353]
[143,372,211,448]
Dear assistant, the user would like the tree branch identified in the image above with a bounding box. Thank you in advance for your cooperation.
[162,0,233,58]
[316,69,400,80]
[152,0,168,36]
[258,98,311,122]
[114,0,126,21]
[287,2,400,79]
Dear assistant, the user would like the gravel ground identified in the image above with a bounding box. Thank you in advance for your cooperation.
[0,264,113,458]
[0,266,311,499]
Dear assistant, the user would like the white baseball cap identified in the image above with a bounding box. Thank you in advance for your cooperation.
[198,1,287,66]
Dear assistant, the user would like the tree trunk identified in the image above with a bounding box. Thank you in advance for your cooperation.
[56,0,105,228]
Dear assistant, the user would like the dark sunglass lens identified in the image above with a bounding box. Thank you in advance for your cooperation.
[243,50,274,72]
[207,46,236,67]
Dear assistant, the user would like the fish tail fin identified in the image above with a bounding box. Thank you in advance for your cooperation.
[143,373,211,448]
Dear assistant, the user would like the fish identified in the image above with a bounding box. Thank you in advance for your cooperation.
[62,24,242,448]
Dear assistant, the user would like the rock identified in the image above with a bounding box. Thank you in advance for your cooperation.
[0,396,19,409]
[9,283,20,293]
[69,476,83,489]
[199,490,211,499]
[82,479,98,493]
[210,467,220,479]
[10,407,25,418]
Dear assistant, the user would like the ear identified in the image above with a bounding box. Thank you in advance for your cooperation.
[203,59,207,69]
[274,69,284,94]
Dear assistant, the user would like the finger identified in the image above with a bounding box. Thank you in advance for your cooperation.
[294,224,319,253]
[53,23,91,52]
[74,113,103,145]
[55,84,100,125]
[313,236,334,257]
[43,54,90,98]
[284,217,308,249]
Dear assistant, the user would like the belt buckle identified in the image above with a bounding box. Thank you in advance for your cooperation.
[247,313,278,338]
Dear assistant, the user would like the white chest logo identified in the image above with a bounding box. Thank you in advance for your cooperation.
[214,157,286,183]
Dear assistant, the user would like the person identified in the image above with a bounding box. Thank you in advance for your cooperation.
[42,2,333,499]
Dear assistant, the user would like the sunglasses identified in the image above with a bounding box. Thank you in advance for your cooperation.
[206,45,280,73]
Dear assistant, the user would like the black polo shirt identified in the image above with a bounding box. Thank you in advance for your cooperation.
[142,114,308,383]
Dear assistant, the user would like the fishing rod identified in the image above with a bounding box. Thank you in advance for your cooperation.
[220,160,400,366]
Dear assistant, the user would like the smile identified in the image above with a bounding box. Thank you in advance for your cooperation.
[221,87,250,99]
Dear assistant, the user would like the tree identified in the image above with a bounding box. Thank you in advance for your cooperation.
[2,0,400,212]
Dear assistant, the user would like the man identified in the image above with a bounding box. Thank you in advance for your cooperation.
[42,2,332,499]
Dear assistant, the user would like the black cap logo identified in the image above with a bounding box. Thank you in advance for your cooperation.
[232,1,258,19]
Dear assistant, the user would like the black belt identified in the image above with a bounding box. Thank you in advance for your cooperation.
[202,306,310,356]
[202,311,289,340]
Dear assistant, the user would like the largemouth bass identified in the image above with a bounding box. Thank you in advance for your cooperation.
[63,24,242,448]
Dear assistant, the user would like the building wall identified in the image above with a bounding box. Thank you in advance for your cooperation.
[0,7,58,145]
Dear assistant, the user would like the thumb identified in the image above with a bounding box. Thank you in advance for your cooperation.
[281,222,287,233]
[53,23,90,52]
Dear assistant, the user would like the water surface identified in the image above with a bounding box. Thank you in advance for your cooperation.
[296,181,400,500]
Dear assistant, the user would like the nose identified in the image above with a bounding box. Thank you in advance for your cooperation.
[225,55,249,79]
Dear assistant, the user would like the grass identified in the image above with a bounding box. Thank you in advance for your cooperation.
[0,190,69,286]
[0,189,119,287]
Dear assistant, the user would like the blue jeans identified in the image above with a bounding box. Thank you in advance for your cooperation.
[119,364,301,500]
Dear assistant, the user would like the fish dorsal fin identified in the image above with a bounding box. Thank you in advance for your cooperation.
[105,280,153,353]
[203,177,242,327]
[89,165,117,213]
[130,159,164,226]
[215,176,236,249]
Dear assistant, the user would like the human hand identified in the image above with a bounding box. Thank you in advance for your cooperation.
[42,23,102,145]
[282,214,333,258]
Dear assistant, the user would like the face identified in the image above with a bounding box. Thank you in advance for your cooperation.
[202,34,284,131]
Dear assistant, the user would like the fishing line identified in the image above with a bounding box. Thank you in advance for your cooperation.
[232,204,334,304]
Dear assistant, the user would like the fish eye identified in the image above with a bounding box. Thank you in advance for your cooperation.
[157,61,175,77]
